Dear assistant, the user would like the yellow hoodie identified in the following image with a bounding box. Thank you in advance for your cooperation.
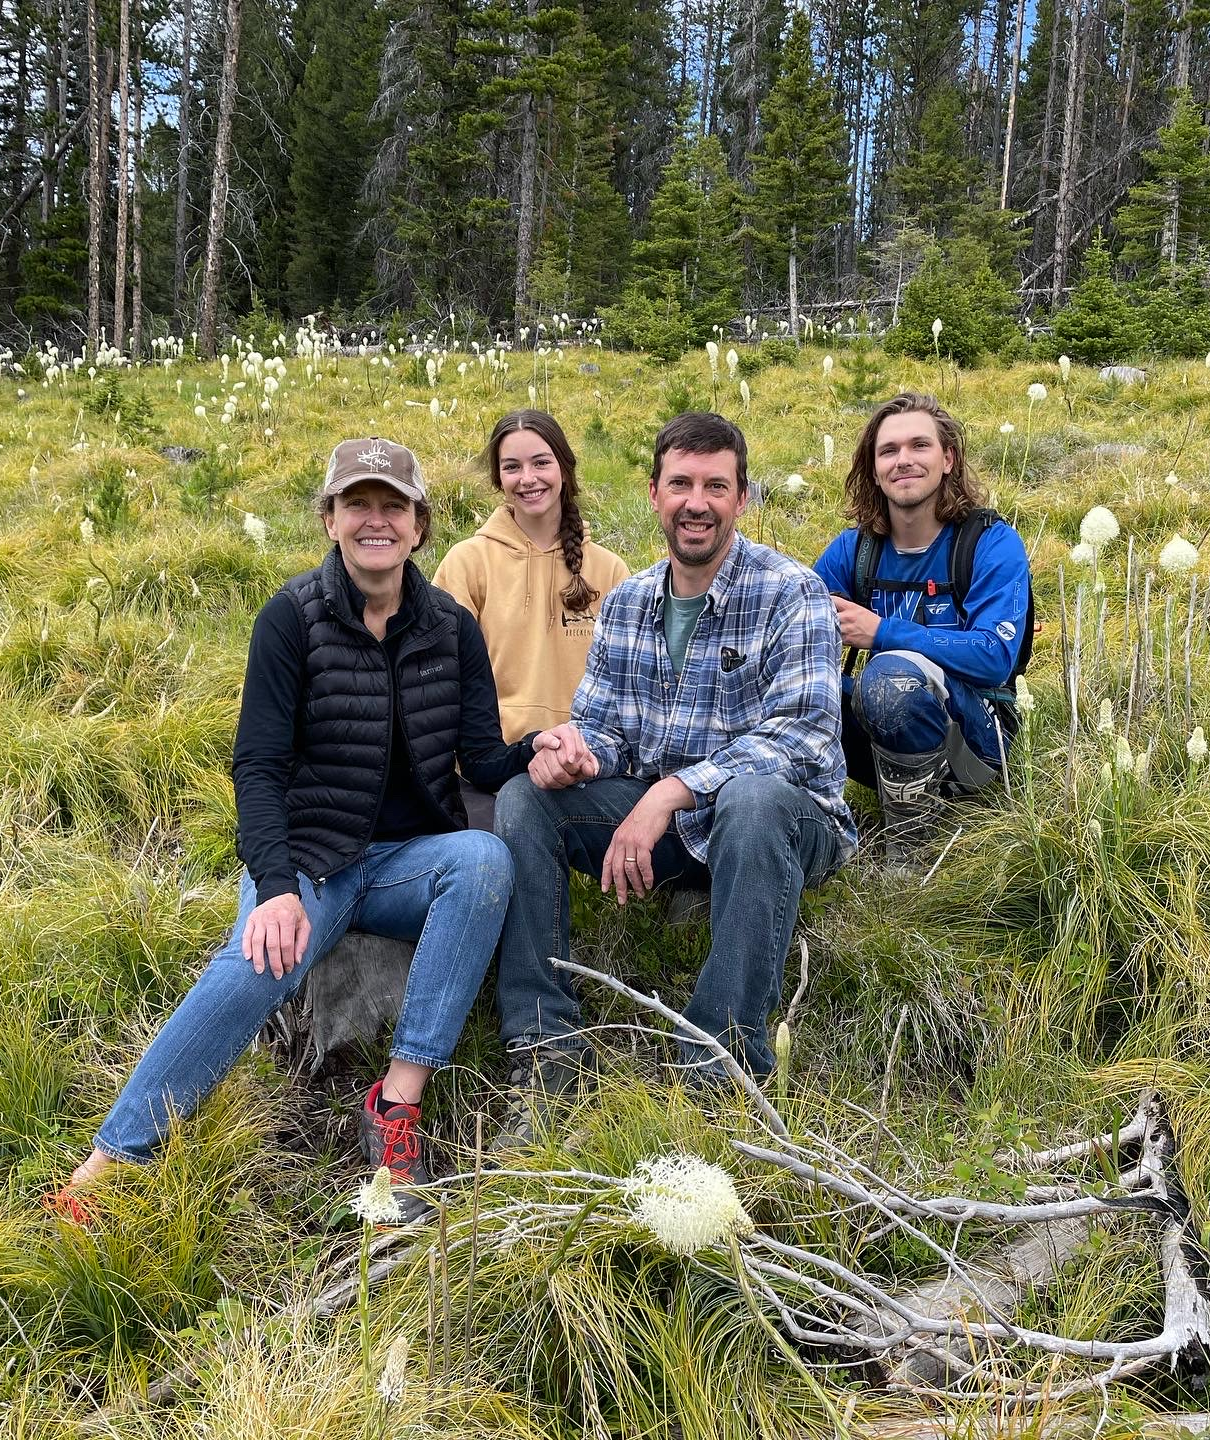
[433,505,629,742]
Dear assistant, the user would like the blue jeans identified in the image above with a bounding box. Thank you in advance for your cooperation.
[94,832,513,1164]
[843,650,1009,790]
[493,773,842,1077]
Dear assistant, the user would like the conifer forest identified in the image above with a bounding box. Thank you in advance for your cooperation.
[1,0,1210,349]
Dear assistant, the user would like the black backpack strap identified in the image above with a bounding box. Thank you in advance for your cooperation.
[843,530,884,675]
[950,507,1036,683]
[949,508,1000,616]
[852,529,884,609]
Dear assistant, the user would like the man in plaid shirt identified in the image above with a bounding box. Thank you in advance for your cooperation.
[493,413,855,1142]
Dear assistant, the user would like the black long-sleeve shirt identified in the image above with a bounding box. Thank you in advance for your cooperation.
[232,566,534,903]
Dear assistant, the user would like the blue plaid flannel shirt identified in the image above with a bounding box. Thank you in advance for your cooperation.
[571,532,857,863]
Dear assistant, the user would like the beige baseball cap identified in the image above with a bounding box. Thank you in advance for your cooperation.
[322,437,426,501]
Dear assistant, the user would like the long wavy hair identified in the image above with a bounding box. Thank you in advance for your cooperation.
[484,410,599,614]
[845,392,985,537]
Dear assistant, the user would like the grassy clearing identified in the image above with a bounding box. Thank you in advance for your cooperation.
[2,343,1209,1434]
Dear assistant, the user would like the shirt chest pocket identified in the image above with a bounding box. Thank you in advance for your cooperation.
[715,662,763,736]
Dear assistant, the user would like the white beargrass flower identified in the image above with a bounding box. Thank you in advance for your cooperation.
[425,357,437,387]
[1097,698,1114,734]
[377,1334,410,1404]
[1113,734,1134,774]
[1187,726,1207,764]
[1166,471,1180,486]
[822,353,833,375]
[1079,505,1120,550]
[704,340,719,374]
[931,317,943,339]
[1069,541,1095,566]
[739,379,751,412]
[1027,382,1047,402]
[823,434,834,468]
[726,348,739,379]
[429,397,440,419]
[1000,421,1015,435]
[626,1154,753,1256]
[528,384,537,407]
[1159,535,1198,573]
[1014,675,1035,716]
[1058,355,1071,382]
[1088,817,1102,841]
[784,473,805,493]
[354,1166,402,1225]
[243,511,267,549]
[194,404,206,418]
[79,517,95,545]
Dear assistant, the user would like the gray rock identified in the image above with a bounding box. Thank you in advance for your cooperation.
[1090,442,1147,459]
[578,362,601,375]
[159,445,206,463]
[1099,365,1146,384]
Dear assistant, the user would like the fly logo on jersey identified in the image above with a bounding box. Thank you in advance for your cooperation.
[872,587,957,626]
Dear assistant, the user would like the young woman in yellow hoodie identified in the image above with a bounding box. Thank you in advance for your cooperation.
[434,409,629,745]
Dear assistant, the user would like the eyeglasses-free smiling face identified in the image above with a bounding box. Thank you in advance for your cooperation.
[873,411,955,515]
[324,480,421,586]
[649,447,747,577]
[497,428,564,526]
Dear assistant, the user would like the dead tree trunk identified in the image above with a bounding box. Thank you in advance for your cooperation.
[512,0,539,332]
[1051,0,1088,307]
[173,0,193,328]
[86,0,101,356]
[196,0,242,358]
[113,0,132,350]
[1030,0,1064,274]
[130,12,144,359]
[999,0,1026,208]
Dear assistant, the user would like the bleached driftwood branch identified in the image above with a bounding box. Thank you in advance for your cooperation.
[556,957,1210,1401]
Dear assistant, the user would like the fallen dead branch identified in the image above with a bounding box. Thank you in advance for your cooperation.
[552,956,1210,1402]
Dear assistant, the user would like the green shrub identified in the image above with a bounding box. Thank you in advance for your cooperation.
[83,459,133,535]
[1137,273,1210,357]
[885,256,982,365]
[602,278,691,361]
[179,450,239,516]
[1049,234,1146,365]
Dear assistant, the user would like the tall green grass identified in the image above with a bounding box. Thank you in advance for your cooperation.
[2,347,1210,1431]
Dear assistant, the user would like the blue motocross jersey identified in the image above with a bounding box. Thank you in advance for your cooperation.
[814,521,1030,690]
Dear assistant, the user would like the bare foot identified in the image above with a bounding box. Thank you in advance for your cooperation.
[68,1149,116,1188]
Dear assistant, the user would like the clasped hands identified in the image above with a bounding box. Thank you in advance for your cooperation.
[529,726,692,906]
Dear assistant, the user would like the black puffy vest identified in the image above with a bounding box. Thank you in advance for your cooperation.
[281,547,466,882]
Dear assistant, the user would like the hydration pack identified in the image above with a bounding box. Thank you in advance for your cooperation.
[846,507,1035,687]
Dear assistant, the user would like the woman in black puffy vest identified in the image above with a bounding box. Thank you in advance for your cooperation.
[57,437,537,1220]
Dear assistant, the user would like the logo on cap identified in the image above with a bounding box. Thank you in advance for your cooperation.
[357,439,391,473]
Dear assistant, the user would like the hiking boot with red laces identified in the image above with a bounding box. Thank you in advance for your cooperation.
[360,1081,432,1189]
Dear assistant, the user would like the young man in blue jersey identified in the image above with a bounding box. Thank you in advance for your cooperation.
[814,392,1031,865]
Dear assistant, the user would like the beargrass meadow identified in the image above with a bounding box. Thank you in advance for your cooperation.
[0,327,1209,1437]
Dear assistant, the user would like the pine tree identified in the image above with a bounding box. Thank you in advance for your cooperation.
[891,85,978,236]
[285,0,384,313]
[628,130,742,340]
[750,10,848,330]
[1116,89,1210,274]
[1049,232,1146,364]
[526,20,630,315]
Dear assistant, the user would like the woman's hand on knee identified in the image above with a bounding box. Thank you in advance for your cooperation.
[242,892,311,980]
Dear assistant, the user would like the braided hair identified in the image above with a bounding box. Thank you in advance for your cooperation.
[485,409,599,614]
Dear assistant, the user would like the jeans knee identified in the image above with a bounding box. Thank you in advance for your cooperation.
[494,774,543,846]
[449,828,515,899]
[712,774,798,851]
